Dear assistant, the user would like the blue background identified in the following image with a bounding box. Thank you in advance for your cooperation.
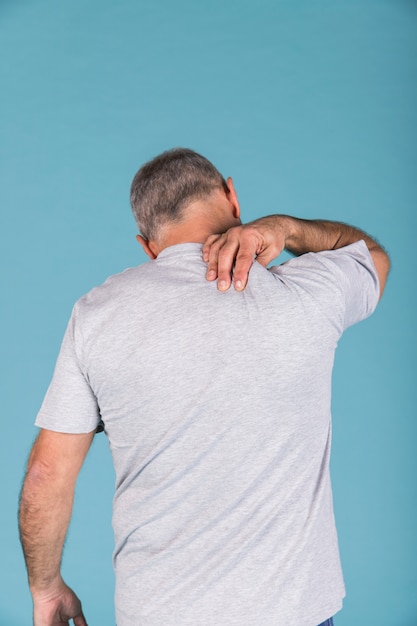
[1,1,416,624]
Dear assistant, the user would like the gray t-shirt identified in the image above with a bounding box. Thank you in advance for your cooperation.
[36,240,379,626]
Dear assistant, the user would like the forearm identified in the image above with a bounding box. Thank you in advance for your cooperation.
[19,429,94,596]
[19,456,75,594]
[19,430,93,625]
[277,215,390,296]
[263,215,381,255]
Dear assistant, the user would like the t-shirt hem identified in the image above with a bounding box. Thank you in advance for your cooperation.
[35,412,99,434]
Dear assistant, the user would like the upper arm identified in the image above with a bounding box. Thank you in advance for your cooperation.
[27,428,95,486]
[271,241,382,331]
[36,305,101,434]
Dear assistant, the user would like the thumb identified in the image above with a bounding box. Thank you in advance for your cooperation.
[255,244,284,267]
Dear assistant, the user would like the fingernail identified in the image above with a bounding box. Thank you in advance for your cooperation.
[218,280,228,291]
[235,280,243,290]
[207,270,216,279]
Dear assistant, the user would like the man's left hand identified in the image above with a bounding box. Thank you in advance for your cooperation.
[33,581,88,626]
[202,216,288,291]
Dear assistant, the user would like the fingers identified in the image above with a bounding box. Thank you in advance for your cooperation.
[203,216,288,290]
[203,234,223,282]
[73,612,88,626]
[203,227,259,291]
[226,244,256,291]
[202,234,221,265]
[216,236,248,291]
[205,233,240,291]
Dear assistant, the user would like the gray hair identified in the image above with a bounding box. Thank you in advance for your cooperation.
[130,148,227,241]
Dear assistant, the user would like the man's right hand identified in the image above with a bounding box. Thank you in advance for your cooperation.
[33,581,88,626]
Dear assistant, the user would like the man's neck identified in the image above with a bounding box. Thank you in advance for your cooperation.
[159,224,217,249]
[152,195,241,256]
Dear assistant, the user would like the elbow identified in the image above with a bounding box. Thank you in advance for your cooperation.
[25,453,58,487]
[379,250,391,298]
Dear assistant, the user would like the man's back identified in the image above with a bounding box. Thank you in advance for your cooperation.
[19,150,389,626]
[36,240,379,626]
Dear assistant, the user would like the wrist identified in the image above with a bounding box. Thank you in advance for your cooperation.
[269,215,299,249]
[30,575,65,600]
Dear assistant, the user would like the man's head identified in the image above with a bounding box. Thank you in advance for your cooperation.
[130,148,240,257]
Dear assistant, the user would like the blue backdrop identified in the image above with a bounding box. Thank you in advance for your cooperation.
[1,1,416,624]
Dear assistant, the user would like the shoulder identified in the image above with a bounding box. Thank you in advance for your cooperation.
[75,262,152,311]
[271,241,378,286]
[269,241,380,329]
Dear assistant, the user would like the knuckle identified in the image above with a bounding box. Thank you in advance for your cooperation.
[236,251,254,260]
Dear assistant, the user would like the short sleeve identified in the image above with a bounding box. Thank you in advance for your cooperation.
[269,240,380,332]
[320,240,380,328]
[35,303,100,433]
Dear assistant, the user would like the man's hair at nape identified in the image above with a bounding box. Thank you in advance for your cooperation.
[130,148,227,241]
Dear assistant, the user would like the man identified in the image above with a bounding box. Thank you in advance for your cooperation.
[19,148,390,626]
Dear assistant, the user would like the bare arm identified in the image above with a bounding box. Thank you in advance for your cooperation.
[203,215,390,297]
[19,428,95,626]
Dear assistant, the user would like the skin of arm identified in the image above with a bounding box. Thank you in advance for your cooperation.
[19,428,95,626]
[203,215,390,298]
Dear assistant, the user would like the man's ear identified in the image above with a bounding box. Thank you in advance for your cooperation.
[136,235,158,260]
[226,177,240,219]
